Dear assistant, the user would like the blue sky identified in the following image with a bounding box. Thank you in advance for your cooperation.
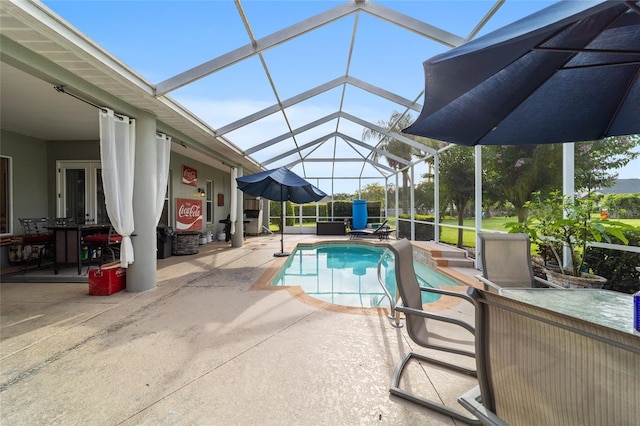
[42,0,638,193]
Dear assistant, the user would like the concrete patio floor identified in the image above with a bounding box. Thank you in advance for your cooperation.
[1,234,480,425]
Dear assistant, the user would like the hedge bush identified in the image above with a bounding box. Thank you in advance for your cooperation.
[397,214,435,241]
[583,228,640,294]
[268,199,384,228]
[601,193,640,218]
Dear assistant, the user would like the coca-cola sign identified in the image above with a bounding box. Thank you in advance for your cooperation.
[182,165,197,187]
[176,198,202,231]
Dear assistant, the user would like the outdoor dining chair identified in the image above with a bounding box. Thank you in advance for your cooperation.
[82,225,122,274]
[476,233,562,292]
[385,238,480,424]
[18,217,54,272]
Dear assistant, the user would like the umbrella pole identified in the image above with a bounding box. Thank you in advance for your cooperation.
[274,185,290,257]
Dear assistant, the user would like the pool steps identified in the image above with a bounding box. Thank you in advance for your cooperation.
[411,241,475,269]
[410,241,481,290]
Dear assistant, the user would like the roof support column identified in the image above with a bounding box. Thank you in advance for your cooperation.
[128,110,157,292]
[232,166,244,248]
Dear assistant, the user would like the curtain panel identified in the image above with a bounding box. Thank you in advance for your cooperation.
[99,109,136,267]
[155,134,171,225]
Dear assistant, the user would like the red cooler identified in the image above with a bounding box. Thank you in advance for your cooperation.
[88,262,126,295]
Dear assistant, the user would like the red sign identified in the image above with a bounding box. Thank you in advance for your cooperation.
[182,165,197,186]
[176,198,202,231]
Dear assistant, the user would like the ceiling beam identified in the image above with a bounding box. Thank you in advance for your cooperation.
[360,1,465,48]
[245,110,437,157]
[336,132,409,165]
[244,112,340,155]
[215,75,419,136]
[261,134,334,166]
[155,2,361,95]
[340,112,438,155]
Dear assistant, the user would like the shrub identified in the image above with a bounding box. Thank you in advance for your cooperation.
[583,228,640,294]
[397,214,435,241]
[602,193,640,218]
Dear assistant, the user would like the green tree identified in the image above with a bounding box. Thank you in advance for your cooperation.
[483,144,562,222]
[362,111,432,214]
[359,183,386,205]
[438,145,475,248]
[575,135,640,192]
[332,192,353,201]
[414,179,435,214]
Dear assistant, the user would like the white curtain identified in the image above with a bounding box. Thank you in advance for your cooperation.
[99,108,136,267]
[230,167,237,235]
[155,134,171,225]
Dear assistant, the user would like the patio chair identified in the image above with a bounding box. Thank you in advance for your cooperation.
[385,239,480,424]
[18,217,54,272]
[459,287,640,426]
[475,233,562,292]
[82,225,122,273]
[348,219,396,240]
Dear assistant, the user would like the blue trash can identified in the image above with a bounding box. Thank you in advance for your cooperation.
[352,199,368,230]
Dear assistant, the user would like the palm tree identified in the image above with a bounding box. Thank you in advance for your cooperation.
[362,111,417,214]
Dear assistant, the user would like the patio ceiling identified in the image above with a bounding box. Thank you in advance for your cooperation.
[1,0,555,192]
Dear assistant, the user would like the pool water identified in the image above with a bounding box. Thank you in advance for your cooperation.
[271,242,458,308]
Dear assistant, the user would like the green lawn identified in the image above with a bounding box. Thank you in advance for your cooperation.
[268,216,639,249]
[438,216,639,248]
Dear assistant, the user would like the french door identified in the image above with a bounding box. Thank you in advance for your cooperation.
[56,161,108,224]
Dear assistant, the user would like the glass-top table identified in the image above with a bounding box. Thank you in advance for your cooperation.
[499,288,637,336]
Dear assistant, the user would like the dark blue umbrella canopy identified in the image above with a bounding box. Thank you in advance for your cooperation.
[236,167,326,203]
[236,167,326,256]
[404,0,640,146]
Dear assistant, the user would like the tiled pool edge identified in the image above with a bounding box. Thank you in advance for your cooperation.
[250,239,482,316]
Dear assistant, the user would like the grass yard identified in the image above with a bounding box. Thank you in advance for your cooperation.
[267,215,639,249]
[438,216,639,248]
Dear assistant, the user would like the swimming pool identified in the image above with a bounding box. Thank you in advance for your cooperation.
[271,242,459,308]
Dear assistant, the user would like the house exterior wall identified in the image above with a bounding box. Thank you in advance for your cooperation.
[0,129,48,234]
[169,152,233,235]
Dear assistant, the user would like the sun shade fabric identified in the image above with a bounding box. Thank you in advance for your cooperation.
[404,0,640,146]
[99,108,135,267]
[236,167,327,204]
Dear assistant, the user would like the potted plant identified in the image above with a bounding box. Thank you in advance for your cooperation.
[506,191,630,288]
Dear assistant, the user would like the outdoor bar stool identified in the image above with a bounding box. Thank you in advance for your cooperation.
[82,226,122,274]
[18,217,54,272]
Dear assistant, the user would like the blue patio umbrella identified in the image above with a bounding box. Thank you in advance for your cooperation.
[404,0,640,146]
[236,167,327,256]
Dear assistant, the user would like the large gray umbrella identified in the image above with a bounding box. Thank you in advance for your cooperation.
[236,167,327,257]
[404,0,640,146]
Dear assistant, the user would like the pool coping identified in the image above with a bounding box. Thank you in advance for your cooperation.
[250,239,482,316]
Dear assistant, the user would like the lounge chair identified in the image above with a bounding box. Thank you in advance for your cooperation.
[459,287,640,425]
[475,233,562,292]
[385,239,480,424]
[348,219,396,240]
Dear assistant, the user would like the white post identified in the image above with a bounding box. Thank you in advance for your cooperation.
[128,110,157,292]
[231,166,243,247]
[434,153,440,243]
[475,145,483,269]
[563,143,575,269]
[410,164,415,241]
